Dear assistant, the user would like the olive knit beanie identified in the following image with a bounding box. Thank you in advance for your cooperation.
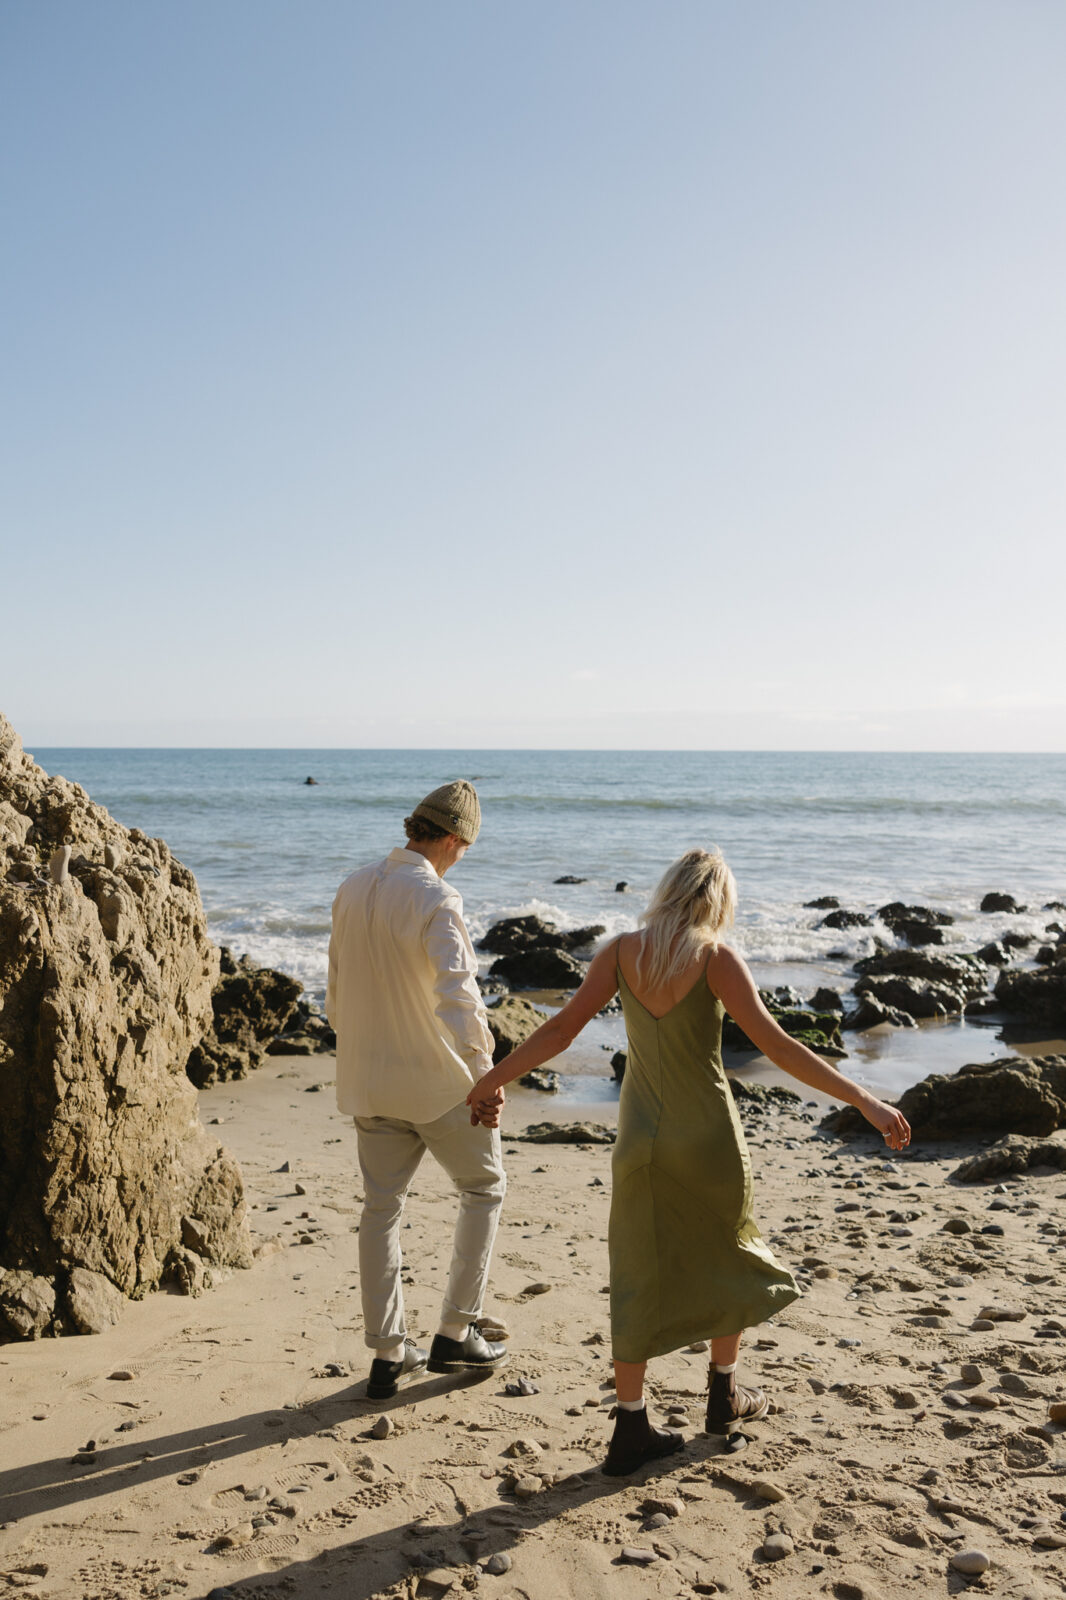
[411,780,481,844]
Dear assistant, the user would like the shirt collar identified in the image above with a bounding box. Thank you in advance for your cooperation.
[388,846,439,876]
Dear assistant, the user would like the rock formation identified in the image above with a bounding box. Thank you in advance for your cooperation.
[994,959,1066,1027]
[823,1054,1066,1140]
[0,714,251,1341]
[486,995,549,1064]
[952,1133,1066,1182]
[185,947,302,1086]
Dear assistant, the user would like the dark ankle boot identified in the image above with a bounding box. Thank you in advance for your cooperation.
[705,1369,769,1434]
[602,1405,684,1477]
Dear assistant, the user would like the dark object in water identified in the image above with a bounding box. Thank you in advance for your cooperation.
[304,776,319,785]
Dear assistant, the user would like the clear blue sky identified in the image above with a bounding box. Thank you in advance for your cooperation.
[2,2,1064,749]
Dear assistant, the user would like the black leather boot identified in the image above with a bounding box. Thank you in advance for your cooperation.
[427,1322,509,1374]
[705,1369,769,1434]
[602,1405,684,1477]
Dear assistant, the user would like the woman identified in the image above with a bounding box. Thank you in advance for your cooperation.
[467,848,911,1476]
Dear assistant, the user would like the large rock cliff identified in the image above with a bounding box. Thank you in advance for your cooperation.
[0,714,251,1340]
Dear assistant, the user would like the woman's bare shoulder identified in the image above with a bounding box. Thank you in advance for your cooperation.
[705,941,749,987]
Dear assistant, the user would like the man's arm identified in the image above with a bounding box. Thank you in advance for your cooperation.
[423,898,495,1075]
[325,894,341,1028]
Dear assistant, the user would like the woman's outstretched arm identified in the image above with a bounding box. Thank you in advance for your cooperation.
[707,944,911,1151]
[466,940,620,1120]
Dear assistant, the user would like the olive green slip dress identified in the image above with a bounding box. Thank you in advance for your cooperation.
[609,961,801,1363]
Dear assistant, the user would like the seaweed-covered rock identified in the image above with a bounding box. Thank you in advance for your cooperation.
[823,1054,1066,1140]
[952,1134,1066,1182]
[723,1003,846,1058]
[810,987,845,1013]
[185,949,302,1087]
[489,947,588,990]
[727,1079,801,1107]
[0,714,251,1341]
[486,995,549,1064]
[994,960,1066,1027]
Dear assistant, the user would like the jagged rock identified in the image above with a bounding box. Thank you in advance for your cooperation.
[981,892,1026,913]
[823,1054,1066,1140]
[486,995,549,1064]
[727,1079,801,1106]
[185,949,302,1086]
[66,1267,126,1333]
[611,1050,627,1082]
[818,909,870,930]
[519,1122,616,1144]
[994,960,1066,1027]
[976,941,1012,966]
[804,896,840,910]
[0,714,251,1341]
[489,947,588,990]
[842,995,917,1031]
[723,1002,846,1057]
[854,947,986,994]
[952,1135,1066,1182]
[479,915,605,957]
[266,998,336,1057]
[854,974,958,1019]
[810,987,844,1012]
[519,1067,560,1092]
[0,1272,56,1340]
[553,875,587,885]
[875,903,953,945]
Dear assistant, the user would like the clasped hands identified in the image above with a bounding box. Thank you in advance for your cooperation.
[468,1077,505,1128]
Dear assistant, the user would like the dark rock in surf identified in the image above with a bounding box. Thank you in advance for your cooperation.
[810,987,845,1012]
[823,1053,1066,1140]
[478,914,604,958]
[976,941,1013,966]
[615,882,629,893]
[185,950,302,1087]
[489,947,588,990]
[804,896,840,910]
[854,947,986,997]
[994,960,1066,1027]
[723,1001,846,1058]
[853,973,957,1019]
[876,902,954,936]
[981,892,1026,914]
[303,777,318,786]
[818,909,871,930]
[611,1050,627,1082]
[554,875,587,885]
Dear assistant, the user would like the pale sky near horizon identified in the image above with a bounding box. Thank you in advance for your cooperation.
[2,2,1064,751]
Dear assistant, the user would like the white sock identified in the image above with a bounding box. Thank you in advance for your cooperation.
[378,1340,405,1364]
[438,1319,470,1343]
[618,1397,646,1412]
[713,1361,738,1374]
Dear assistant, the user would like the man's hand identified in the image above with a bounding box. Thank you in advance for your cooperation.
[469,1082,505,1128]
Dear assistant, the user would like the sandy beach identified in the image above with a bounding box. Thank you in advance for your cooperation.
[3,1050,1066,1600]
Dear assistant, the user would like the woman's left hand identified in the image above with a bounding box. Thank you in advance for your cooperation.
[860,1095,912,1151]
[468,1074,505,1127]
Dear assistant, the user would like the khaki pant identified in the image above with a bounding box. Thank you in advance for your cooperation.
[355,1101,506,1351]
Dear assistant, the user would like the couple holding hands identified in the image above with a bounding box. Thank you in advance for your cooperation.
[326,782,909,1475]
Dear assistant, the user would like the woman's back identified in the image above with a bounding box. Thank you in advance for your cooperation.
[615,930,713,1018]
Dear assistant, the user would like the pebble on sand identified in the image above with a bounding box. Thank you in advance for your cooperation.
[762,1533,794,1561]
[371,1414,393,1439]
[949,1549,991,1576]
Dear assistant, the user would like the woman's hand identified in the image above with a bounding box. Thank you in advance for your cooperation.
[468,1071,506,1126]
[859,1095,911,1151]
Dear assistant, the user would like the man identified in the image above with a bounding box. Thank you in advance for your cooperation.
[326,779,508,1400]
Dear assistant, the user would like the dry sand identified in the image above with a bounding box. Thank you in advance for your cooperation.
[2,1052,1066,1600]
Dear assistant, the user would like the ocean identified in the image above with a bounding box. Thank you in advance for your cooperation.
[32,747,1066,1099]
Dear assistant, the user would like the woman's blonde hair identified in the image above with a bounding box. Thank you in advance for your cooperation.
[637,847,737,988]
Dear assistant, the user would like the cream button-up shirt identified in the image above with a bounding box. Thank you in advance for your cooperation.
[326,847,495,1123]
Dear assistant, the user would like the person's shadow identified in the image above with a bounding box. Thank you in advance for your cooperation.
[1,1373,741,1599]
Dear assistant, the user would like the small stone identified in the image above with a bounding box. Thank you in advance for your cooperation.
[971,1319,996,1332]
[512,1474,541,1498]
[949,1549,990,1576]
[371,1414,394,1439]
[724,1432,748,1454]
[838,1338,862,1348]
[244,1485,269,1500]
[177,1471,201,1485]
[665,1413,687,1430]
[108,1370,135,1381]
[620,1547,658,1565]
[416,1571,456,1596]
[978,1304,1025,1322]
[814,1266,839,1279]
[762,1533,794,1561]
[685,1340,710,1352]
[483,1553,512,1575]
[503,1437,542,1459]
[216,1523,255,1550]
[503,1376,539,1396]
[943,1218,971,1235]
[754,1479,787,1502]
[960,1364,984,1385]
[641,1496,684,1518]
[646,1512,672,1529]
[969,1391,1000,1409]
[522,1282,552,1296]
[294,1182,307,1195]
[1048,1400,1066,1422]
[1034,1531,1066,1549]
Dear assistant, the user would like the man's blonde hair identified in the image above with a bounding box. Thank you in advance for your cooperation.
[637,847,737,989]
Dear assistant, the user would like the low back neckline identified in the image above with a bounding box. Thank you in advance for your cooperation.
[616,952,713,1023]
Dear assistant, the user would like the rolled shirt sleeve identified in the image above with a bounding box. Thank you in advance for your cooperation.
[423,899,495,1077]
